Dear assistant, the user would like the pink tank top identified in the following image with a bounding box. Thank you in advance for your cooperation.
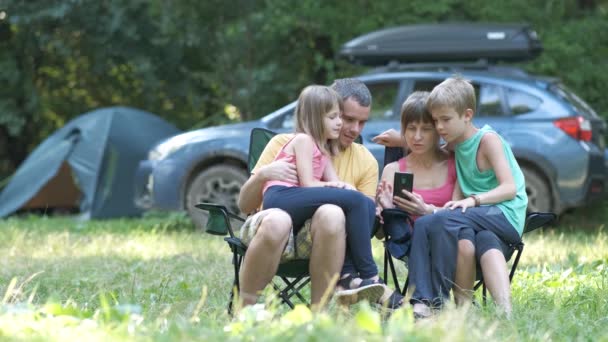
[398,155,456,209]
[263,134,329,193]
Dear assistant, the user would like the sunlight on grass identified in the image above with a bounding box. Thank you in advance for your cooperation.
[0,212,607,341]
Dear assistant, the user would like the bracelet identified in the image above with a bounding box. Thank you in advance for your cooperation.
[469,194,481,207]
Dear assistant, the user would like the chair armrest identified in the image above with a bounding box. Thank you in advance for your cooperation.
[195,203,245,238]
[523,212,557,235]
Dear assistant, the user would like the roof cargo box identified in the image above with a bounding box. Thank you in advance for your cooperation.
[340,23,543,66]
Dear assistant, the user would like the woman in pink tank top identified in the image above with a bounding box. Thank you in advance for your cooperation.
[376,92,458,219]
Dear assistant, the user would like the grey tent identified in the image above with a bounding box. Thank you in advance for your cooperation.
[0,106,180,219]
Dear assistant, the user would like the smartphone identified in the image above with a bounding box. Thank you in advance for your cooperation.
[393,172,414,200]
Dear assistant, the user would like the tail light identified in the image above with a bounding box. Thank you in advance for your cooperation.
[553,116,592,142]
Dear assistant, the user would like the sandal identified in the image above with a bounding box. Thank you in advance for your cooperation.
[377,288,405,311]
[335,275,385,305]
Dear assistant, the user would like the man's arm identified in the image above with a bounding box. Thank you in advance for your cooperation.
[372,129,406,148]
[238,161,297,214]
[237,134,296,214]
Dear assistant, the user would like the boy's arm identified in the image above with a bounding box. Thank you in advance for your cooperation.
[476,133,517,205]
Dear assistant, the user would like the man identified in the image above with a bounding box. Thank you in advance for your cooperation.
[237,78,378,309]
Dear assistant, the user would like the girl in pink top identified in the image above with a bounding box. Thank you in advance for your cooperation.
[262,85,385,303]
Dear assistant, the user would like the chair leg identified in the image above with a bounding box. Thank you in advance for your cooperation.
[509,246,524,281]
[384,248,401,294]
[228,253,243,315]
[383,249,389,288]
[402,275,409,297]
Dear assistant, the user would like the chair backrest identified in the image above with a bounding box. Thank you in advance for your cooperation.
[383,146,405,167]
[203,128,277,236]
[248,128,278,174]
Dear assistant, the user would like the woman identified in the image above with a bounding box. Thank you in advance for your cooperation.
[374,91,476,314]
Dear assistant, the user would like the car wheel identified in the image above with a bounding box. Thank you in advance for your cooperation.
[521,166,552,213]
[185,164,248,230]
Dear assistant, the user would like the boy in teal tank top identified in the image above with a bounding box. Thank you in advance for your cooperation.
[407,76,527,319]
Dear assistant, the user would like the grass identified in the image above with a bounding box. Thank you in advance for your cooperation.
[0,205,607,341]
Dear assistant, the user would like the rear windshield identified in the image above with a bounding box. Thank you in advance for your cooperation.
[548,83,598,118]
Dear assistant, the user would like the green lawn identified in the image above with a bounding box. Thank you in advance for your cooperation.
[0,205,607,341]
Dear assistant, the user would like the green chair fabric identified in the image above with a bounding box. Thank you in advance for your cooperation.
[197,128,311,314]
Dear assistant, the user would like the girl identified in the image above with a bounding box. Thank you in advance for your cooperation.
[262,85,385,303]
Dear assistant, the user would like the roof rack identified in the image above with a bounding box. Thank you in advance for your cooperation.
[370,59,530,78]
[341,23,542,67]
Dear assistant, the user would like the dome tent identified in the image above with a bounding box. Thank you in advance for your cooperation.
[0,106,180,219]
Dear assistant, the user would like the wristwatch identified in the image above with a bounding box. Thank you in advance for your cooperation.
[469,194,481,207]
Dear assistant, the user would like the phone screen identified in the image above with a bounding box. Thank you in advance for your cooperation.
[393,172,414,199]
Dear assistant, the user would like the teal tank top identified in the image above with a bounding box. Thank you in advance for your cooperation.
[455,125,528,235]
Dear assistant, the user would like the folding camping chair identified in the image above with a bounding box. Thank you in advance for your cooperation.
[196,128,311,315]
[380,146,556,302]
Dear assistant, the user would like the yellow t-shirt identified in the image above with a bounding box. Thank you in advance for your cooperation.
[253,133,379,197]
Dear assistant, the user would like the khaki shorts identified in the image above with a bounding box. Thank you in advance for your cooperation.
[239,209,313,262]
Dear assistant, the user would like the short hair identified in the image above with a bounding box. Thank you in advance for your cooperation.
[330,78,372,107]
[427,76,476,115]
[400,91,433,135]
[294,85,342,156]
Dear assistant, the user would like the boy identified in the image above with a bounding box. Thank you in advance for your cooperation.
[407,76,528,318]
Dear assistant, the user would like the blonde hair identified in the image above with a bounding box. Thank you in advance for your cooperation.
[427,76,476,116]
[294,85,342,156]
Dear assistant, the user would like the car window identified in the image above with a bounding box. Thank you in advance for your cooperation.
[506,88,541,115]
[412,80,440,93]
[477,84,505,117]
[413,79,505,117]
[548,83,598,118]
[279,109,295,130]
[366,82,400,120]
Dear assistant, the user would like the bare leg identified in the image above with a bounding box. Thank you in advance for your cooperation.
[309,204,346,309]
[454,239,476,305]
[239,210,292,306]
[479,249,512,316]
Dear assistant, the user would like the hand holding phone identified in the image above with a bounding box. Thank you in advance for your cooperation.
[393,172,414,200]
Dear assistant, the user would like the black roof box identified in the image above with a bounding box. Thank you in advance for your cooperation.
[340,23,543,66]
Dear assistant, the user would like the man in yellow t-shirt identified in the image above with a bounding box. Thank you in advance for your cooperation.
[237,79,381,309]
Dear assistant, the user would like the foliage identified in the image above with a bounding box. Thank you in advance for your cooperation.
[0,211,607,340]
[0,0,607,178]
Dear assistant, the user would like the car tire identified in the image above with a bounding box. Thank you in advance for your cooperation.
[185,164,248,230]
[521,166,552,213]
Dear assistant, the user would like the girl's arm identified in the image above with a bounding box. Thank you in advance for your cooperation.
[322,162,340,182]
[291,134,327,187]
